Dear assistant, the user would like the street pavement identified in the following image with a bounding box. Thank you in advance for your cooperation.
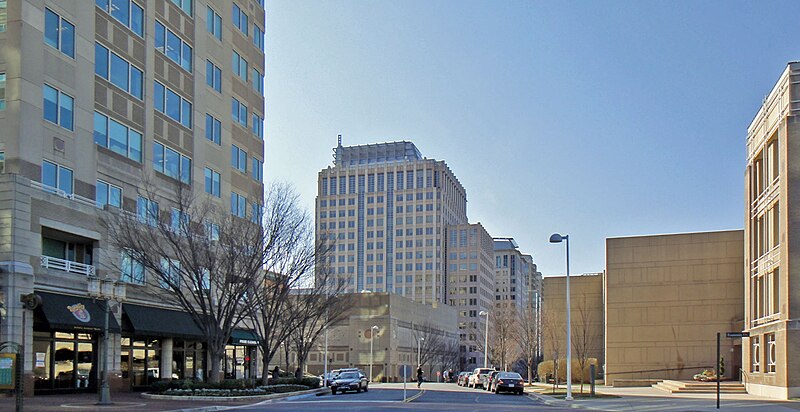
[232,382,569,411]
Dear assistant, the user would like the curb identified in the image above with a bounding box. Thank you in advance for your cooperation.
[403,389,425,403]
[144,387,328,403]
[525,390,603,411]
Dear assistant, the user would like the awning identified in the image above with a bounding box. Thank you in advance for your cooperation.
[122,304,204,339]
[230,329,260,346]
[36,291,120,332]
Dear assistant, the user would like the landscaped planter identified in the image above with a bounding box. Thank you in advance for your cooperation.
[142,385,326,402]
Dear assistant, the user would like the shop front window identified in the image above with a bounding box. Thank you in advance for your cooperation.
[33,331,97,393]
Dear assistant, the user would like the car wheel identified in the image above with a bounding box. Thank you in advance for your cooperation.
[364,385,369,392]
[356,387,361,393]
[331,389,336,395]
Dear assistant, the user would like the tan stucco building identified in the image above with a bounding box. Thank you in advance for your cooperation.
[605,230,744,385]
[744,62,800,399]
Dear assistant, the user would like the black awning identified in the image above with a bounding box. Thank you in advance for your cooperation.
[36,291,120,333]
[230,329,260,346]
[122,304,204,340]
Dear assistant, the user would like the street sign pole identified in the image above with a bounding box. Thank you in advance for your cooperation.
[403,365,407,401]
[716,332,720,410]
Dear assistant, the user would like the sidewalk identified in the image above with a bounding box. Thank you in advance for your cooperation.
[525,384,800,411]
[0,392,260,412]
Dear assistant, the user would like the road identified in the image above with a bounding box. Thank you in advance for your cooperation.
[235,382,570,411]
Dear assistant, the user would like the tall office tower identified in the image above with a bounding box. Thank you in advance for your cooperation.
[493,237,532,310]
[316,141,468,304]
[446,223,495,370]
[0,0,265,395]
[744,62,799,399]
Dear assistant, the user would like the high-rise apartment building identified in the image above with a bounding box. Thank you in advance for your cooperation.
[0,0,265,394]
[446,222,495,370]
[744,62,800,399]
[316,141,468,304]
[493,237,534,310]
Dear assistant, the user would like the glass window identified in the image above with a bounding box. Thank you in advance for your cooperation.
[44,9,75,58]
[43,84,73,130]
[252,69,264,94]
[94,111,142,162]
[204,168,220,197]
[42,160,73,195]
[251,157,262,182]
[170,0,192,16]
[253,25,264,51]
[206,6,222,40]
[252,113,263,139]
[121,251,145,284]
[155,21,192,72]
[231,192,246,218]
[0,1,6,33]
[96,180,122,208]
[95,43,143,99]
[231,98,247,127]
[155,81,192,128]
[232,4,248,36]
[44,9,59,50]
[206,60,222,92]
[231,145,247,172]
[232,51,248,81]
[110,0,130,27]
[95,43,109,77]
[155,22,165,53]
[137,196,159,226]
[110,53,130,93]
[205,114,221,145]
[98,1,144,36]
[153,142,191,184]
[154,82,164,112]
[0,72,4,110]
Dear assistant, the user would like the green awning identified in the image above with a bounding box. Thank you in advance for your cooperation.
[230,329,260,346]
[36,291,120,332]
[122,304,204,339]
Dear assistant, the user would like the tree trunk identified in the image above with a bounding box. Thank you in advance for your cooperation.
[528,361,533,386]
[261,350,271,386]
[208,351,222,383]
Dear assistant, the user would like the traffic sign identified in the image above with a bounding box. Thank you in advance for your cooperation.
[726,332,749,338]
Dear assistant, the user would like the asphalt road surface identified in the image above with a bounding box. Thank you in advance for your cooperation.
[236,382,570,411]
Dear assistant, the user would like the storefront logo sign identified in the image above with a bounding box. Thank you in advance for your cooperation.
[67,303,91,323]
[238,339,258,345]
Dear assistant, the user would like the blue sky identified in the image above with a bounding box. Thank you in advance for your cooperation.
[264,0,798,276]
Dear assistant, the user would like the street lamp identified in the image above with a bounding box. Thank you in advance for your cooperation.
[369,325,379,382]
[479,311,489,368]
[549,233,572,401]
[417,337,424,367]
[88,277,126,405]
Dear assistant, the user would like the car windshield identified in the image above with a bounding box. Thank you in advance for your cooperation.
[498,372,522,379]
[339,372,359,379]
[477,369,493,374]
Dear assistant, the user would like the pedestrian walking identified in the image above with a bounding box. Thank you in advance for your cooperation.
[417,365,424,388]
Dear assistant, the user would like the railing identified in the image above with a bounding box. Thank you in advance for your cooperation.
[31,181,96,208]
[40,255,96,276]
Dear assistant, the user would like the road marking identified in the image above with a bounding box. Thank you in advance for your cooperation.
[403,389,425,402]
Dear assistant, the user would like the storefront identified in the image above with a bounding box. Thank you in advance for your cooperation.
[121,303,206,389]
[32,291,119,394]
[224,330,260,380]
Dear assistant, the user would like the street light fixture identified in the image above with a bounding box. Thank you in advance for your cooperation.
[88,277,126,405]
[369,325,379,382]
[479,310,489,368]
[549,233,572,401]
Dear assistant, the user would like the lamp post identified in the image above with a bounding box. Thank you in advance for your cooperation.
[88,277,126,405]
[417,337,424,367]
[549,233,572,401]
[479,310,489,368]
[369,325,379,382]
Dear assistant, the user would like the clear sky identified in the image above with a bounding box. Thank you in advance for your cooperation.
[264,0,798,276]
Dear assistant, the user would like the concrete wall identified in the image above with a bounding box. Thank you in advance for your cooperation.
[605,230,744,384]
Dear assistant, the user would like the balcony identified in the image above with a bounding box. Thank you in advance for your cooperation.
[31,180,96,208]
[40,255,96,276]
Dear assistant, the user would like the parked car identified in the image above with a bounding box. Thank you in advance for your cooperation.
[457,371,471,386]
[493,371,525,395]
[330,371,369,395]
[484,370,501,391]
[468,368,494,388]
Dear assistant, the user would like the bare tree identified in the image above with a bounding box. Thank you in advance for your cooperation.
[102,178,265,383]
[436,337,462,379]
[514,308,540,385]
[572,293,599,393]
[541,308,563,391]
[412,322,445,374]
[491,309,519,371]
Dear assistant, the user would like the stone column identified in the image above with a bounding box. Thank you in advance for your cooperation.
[160,338,173,380]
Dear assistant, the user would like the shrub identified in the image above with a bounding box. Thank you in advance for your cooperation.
[152,379,260,393]
[272,377,321,388]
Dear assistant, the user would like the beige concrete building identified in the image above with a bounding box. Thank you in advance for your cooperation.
[0,0,265,394]
[316,141,468,305]
[446,222,495,370]
[744,62,800,399]
[605,231,744,385]
[541,273,604,369]
[289,292,459,382]
[493,237,535,309]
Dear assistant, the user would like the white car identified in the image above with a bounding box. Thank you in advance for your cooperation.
[468,368,494,388]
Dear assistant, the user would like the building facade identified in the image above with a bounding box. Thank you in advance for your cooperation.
[493,237,532,309]
[744,62,800,399]
[316,141,468,305]
[0,0,265,394]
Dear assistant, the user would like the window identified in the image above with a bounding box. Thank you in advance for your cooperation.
[43,84,74,130]
[159,258,181,289]
[154,21,192,72]
[205,114,221,145]
[251,202,262,223]
[206,6,222,40]
[231,192,246,218]
[204,167,220,197]
[205,221,220,241]
[96,0,143,36]
[251,157,263,182]
[231,145,247,173]
[205,60,222,93]
[0,72,5,110]
[121,251,145,284]
[231,98,247,127]
[96,180,122,209]
[44,9,74,58]
[154,82,192,128]
[232,51,248,81]
[136,196,159,226]
[153,141,191,184]
[170,208,190,233]
[170,0,192,16]
[252,69,264,94]
[0,152,4,173]
[0,1,6,32]
[253,25,264,50]
[94,112,142,161]
[766,333,776,373]
[751,336,760,372]
[252,113,263,139]
[41,160,73,195]
[232,3,248,36]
